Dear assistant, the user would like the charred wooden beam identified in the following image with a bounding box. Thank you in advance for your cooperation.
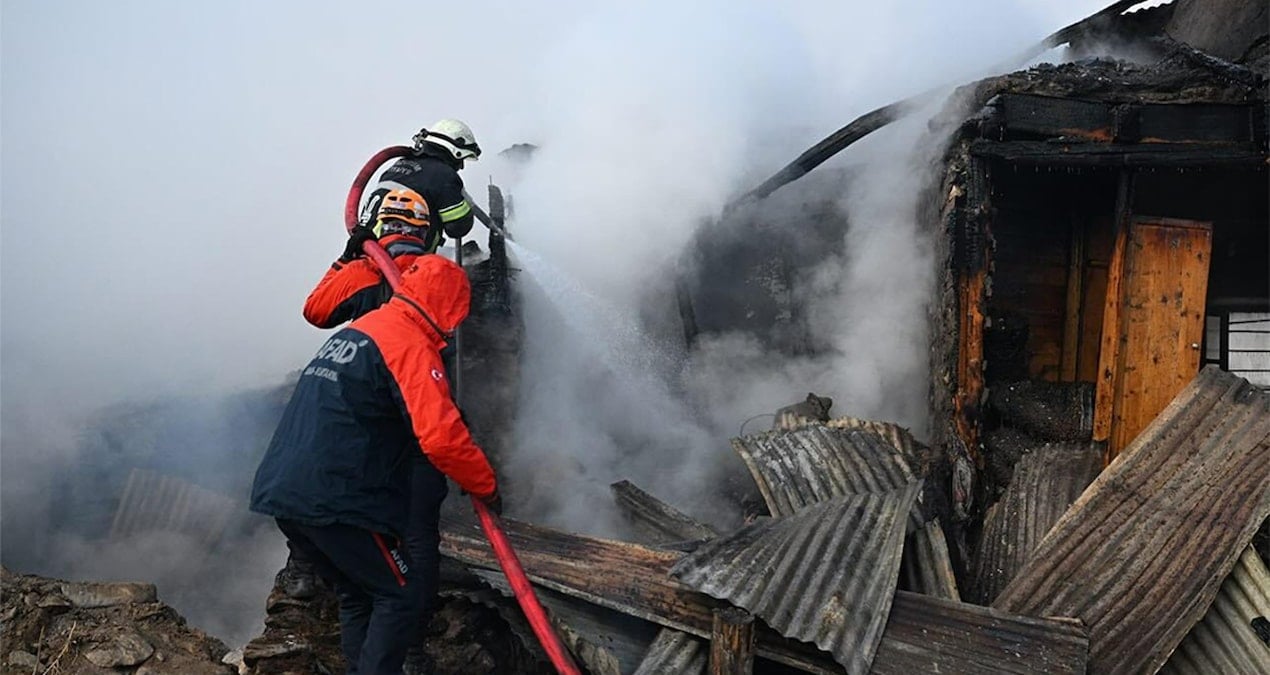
[440,518,1088,674]
[709,608,755,675]
[969,139,1266,167]
[611,480,718,545]
[989,95,1263,145]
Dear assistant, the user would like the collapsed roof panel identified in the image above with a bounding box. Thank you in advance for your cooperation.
[1160,545,1270,674]
[670,488,918,675]
[440,518,1088,674]
[731,425,915,517]
[732,421,959,599]
[632,628,707,675]
[994,366,1270,674]
[971,442,1104,605]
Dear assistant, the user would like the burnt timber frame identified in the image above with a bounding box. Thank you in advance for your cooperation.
[970,93,1267,167]
[948,93,1268,461]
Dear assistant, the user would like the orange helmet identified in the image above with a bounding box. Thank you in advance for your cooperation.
[375,188,431,235]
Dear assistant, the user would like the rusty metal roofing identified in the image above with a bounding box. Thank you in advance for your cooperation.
[731,424,915,516]
[1160,545,1270,675]
[671,487,918,675]
[633,628,706,675]
[994,366,1270,675]
[971,441,1102,604]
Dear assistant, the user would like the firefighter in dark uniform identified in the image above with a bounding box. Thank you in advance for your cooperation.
[361,118,481,254]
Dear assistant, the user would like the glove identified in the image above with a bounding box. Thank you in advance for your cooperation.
[479,490,503,516]
[339,225,378,262]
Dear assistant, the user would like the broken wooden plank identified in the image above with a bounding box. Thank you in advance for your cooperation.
[995,367,1270,675]
[970,442,1103,605]
[611,480,718,545]
[709,608,755,675]
[441,518,1088,674]
[672,489,918,675]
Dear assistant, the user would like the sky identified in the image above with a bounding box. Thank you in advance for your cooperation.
[1,0,1128,644]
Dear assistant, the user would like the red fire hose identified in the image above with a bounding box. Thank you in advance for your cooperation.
[346,147,581,675]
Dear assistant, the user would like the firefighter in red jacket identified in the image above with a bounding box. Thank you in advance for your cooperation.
[299,187,463,673]
[252,255,500,675]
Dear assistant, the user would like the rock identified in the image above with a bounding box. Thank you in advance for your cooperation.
[84,629,155,668]
[222,647,247,675]
[7,650,39,669]
[61,581,158,608]
[36,592,73,613]
[243,637,310,662]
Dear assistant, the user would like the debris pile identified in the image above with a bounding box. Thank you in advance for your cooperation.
[0,567,233,675]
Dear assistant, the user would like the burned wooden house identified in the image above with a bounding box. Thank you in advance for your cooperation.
[242,2,1269,674]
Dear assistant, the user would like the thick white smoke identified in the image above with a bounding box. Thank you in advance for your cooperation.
[490,1,1097,534]
[2,0,1121,644]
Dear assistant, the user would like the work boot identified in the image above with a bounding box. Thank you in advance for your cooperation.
[277,555,319,600]
[403,646,435,675]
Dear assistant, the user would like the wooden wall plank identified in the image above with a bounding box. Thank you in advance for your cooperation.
[1092,172,1134,443]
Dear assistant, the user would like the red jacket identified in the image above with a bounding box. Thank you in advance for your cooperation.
[251,255,496,535]
[303,234,428,328]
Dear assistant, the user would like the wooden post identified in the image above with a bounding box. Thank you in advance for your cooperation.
[708,607,755,675]
[1092,170,1134,449]
[1060,214,1085,382]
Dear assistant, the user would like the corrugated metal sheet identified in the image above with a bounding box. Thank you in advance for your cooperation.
[472,569,657,675]
[731,424,915,516]
[971,441,1103,604]
[824,416,921,462]
[995,366,1270,674]
[109,468,235,546]
[633,628,706,675]
[1161,545,1270,675]
[733,422,957,600]
[671,487,919,675]
[900,519,960,600]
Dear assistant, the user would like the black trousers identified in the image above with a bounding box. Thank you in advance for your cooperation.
[275,519,420,675]
[404,455,449,632]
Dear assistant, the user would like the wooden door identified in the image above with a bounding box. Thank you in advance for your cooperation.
[1093,216,1212,461]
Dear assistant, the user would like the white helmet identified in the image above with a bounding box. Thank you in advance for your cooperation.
[414,118,481,162]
